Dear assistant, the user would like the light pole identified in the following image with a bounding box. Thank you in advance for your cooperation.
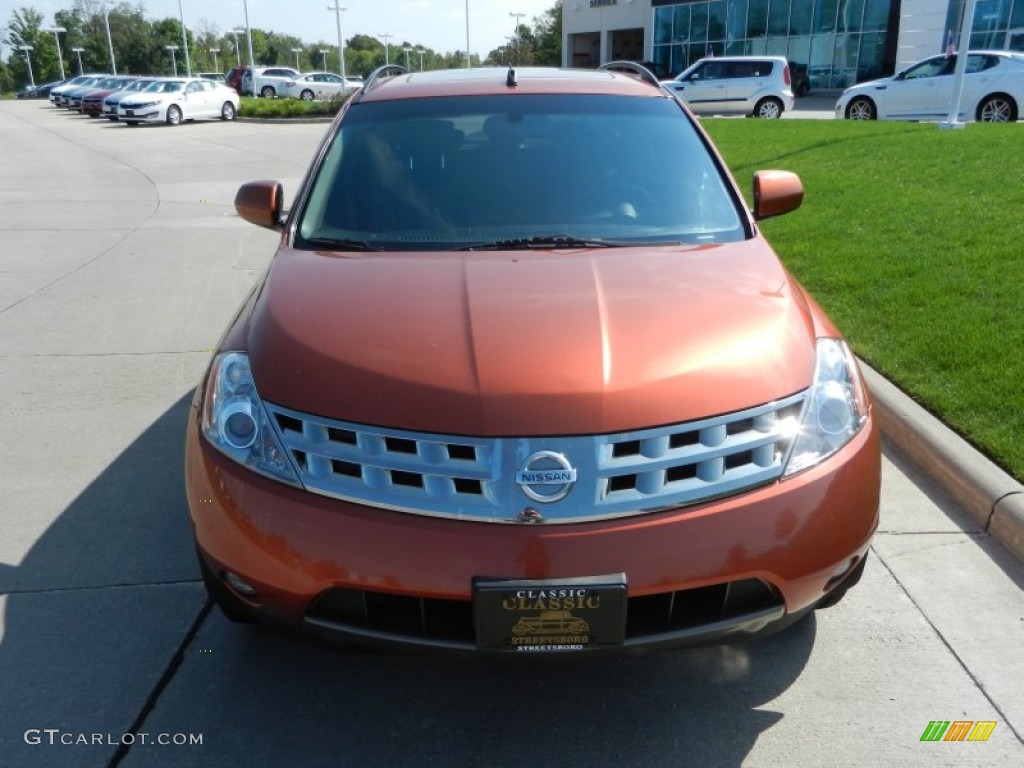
[232,28,244,66]
[510,11,525,61]
[464,0,471,68]
[379,33,393,66]
[210,47,220,71]
[241,0,255,68]
[177,1,192,76]
[102,4,117,74]
[416,47,424,71]
[327,5,348,82]
[319,49,328,71]
[44,26,67,80]
[166,44,179,76]
[403,46,412,70]
[291,47,303,69]
[17,44,35,87]
[71,46,84,74]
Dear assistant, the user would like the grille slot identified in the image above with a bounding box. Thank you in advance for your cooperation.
[264,391,805,523]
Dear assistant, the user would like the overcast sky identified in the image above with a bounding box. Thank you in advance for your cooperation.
[2,0,558,59]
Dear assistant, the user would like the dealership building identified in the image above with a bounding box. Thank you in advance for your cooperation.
[563,0,1024,89]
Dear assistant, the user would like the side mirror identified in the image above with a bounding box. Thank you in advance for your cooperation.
[235,180,284,230]
[752,170,803,220]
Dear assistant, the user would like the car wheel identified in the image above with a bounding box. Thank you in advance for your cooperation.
[260,85,276,98]
[166,105,183,126]
[196,546,256,624]
[754,97,784,119]
[977,93,1017,123]
[221,101,236,121]
[300,89,315,102]
[107,116,118,122]
[845,96,877,120]
[125,120,138,126]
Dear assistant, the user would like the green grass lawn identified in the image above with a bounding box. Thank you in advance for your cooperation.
[702,119,1024,482]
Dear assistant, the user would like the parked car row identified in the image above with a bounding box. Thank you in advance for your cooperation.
[45,74,240,126]
[224,65,362,100]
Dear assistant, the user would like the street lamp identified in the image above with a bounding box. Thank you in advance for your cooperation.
[464,0,471,68]
[231,28,244,66]
[318,49,328,71]
[102,3,117,75]
[378,33,393,66]
[403,46,412,70]
[241,0,255,68]
[510,11,525,61]
[291,47,303,70]
[210,47,220,72]
[17,44,35,87]
[166,44,179,76]
[327,5,348,82]
[44,26,67,80]
[71,46,84,74]
[177,1,192,76]
[416,47,425,72]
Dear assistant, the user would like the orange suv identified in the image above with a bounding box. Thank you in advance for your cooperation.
[186,63,880,653]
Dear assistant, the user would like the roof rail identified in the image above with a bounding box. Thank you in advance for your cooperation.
[363,64,410,92]
[598,61,661,89]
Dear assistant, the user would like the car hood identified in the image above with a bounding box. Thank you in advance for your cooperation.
[247,241,817,436]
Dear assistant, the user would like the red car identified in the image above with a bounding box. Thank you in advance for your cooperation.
[81,76,138,117]
[186,63,880,653]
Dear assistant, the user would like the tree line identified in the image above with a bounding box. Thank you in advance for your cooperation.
[1,0,562,94]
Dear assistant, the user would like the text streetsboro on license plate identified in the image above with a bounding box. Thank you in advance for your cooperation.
[473,574,627,652]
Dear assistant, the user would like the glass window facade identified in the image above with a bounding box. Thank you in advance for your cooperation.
[946,0,1024,52]
[652,0,899,88]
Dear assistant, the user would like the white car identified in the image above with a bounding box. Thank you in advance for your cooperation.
[661,56,795,118]
[117,78,240,126]
[242,66,301,98]
[836,50,1024,122]
[279,72,360,101]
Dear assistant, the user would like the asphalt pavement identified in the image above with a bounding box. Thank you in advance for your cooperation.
[0,99,1022,768]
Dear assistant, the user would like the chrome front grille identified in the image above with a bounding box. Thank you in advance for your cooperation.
[264,392,806,524]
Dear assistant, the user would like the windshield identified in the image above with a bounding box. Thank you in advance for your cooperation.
[296,94,746,251]
[144,80,185,93]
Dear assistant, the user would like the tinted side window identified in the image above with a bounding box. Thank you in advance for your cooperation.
[728,61,773,78]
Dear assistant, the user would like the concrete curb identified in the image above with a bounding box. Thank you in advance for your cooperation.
[861,362,1024,561]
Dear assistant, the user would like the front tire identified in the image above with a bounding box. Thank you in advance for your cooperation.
[845,96,877,120]
[977,94,1017,123]
[754,97,783,119]
[260,85,276,98]
[220,101,236,121]
[166,105,182,126]
[300,89,315,102]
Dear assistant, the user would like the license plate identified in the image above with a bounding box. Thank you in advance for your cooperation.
[473,574,627,652]
[125,110,134,116]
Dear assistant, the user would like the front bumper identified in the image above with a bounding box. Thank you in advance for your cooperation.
[186,400,879,652]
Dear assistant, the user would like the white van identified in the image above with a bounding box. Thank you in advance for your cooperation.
[662,56,795,118]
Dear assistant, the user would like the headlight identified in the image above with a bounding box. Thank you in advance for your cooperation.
[200,352,302,487]
[783,338,869,477]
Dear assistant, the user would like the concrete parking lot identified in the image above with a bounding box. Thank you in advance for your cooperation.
[0,99,1022,768]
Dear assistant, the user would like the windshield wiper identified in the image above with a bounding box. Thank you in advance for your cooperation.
[459,235,642,251]
[303,237,383,252]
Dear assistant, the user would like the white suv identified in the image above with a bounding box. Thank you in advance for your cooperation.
[662,56,794,118]
[242,66,301,98]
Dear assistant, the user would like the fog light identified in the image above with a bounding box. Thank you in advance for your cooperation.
[224,571,258,597]
[825,557,858,590]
